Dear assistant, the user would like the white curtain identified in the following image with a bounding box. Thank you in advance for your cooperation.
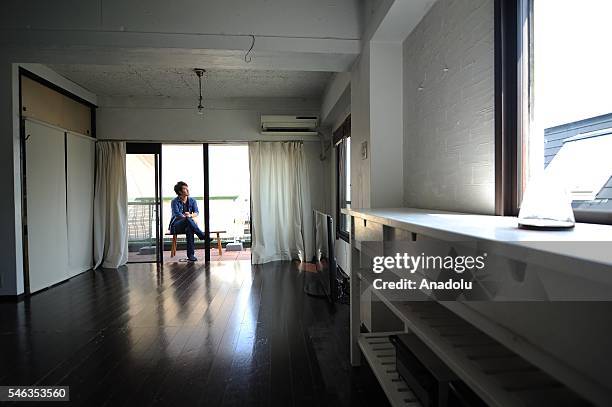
[93,141,129,269]
[249,141,313,264]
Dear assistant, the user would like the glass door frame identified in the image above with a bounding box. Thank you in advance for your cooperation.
[126,142,226,264]
[159,142,211,263]
[126,142,163,264]
[203,143,211,263]
[206,142,251,262]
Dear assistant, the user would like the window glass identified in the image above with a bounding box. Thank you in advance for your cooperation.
[335,117,351,238]
[525,0,612,212]
[343,137,351,233]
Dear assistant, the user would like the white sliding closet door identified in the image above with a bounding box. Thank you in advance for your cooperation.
[25,119,69,292]
[66,131,95,277]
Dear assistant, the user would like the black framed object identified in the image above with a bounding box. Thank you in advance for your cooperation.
[125,142,163,264]
[334,115,351,242]
[494,0,520,216]
[19,118,30,295]
[156,153,163,264]
[126,143,161,155]
[203,144,211,263]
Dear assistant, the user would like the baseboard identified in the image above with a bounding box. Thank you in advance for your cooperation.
[0,293,26,302]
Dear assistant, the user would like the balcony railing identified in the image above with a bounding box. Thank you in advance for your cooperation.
[127,197,251,250]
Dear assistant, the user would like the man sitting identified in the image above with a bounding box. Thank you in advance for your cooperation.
[169,181,205,261]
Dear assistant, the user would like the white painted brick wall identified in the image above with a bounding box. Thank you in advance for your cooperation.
[403,0,495,214]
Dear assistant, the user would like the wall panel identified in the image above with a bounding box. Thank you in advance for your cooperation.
[21,75,92,136]
[24,119,69,292]
[66,132,95,277]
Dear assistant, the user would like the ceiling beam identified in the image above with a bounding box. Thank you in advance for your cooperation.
[1,30,360,72]
[5,46,356,72]
[371,0,436,43]
[1,30,361,55]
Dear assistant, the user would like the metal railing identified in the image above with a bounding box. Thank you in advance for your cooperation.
[127,197,252,246]
[127,200,156,243]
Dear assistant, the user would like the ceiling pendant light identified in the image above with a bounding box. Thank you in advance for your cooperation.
[194,68,206,115]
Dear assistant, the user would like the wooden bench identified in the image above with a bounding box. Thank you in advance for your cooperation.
[166,230,227,257]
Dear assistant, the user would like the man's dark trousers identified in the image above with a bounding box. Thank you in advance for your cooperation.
[171,217,205,258]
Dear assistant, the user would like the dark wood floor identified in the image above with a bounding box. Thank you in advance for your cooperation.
[0,260,388,406]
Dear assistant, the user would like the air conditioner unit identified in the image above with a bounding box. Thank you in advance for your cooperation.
[260,115,319,136]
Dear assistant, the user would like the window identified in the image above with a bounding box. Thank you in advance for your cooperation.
[335,116,351,241]
[500,0,612,223]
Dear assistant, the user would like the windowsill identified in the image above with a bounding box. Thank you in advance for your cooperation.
[342,207,612,279]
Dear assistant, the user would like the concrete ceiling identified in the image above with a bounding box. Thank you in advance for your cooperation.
[48,64,333,99]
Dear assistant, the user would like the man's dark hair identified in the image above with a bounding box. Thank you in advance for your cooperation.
[174,181,188,196]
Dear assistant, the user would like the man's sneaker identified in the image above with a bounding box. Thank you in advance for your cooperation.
[187,256,198,262]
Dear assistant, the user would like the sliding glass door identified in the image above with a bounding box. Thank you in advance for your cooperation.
[125,142,250,264]
[126,143,162,263]
[208,144,251,261]
[161,144,208,262]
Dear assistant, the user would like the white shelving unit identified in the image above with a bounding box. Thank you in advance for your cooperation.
[345,208,601,407]
[354,273,590,407]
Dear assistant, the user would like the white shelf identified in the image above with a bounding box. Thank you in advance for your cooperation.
[358,332,422,407]
[358,271,590,407]
[343,207,612,279]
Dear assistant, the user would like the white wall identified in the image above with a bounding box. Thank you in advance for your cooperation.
[369,41,403,208]
[402,0,495,214]
[304,142,331,216]
[319,72,352,273]
[350,47,372,210]
[348,42,405,210]
[98,99,319,142]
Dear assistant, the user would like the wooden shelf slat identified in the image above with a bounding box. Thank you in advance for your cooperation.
[358,332,422,407]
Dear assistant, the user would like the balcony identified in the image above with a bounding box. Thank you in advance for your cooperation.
[127,196,251,262]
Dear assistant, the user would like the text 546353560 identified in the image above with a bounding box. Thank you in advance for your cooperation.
[0,386,69,401]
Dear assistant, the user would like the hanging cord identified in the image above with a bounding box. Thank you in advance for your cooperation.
[198,72,203,106]
[244,34,255,63]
